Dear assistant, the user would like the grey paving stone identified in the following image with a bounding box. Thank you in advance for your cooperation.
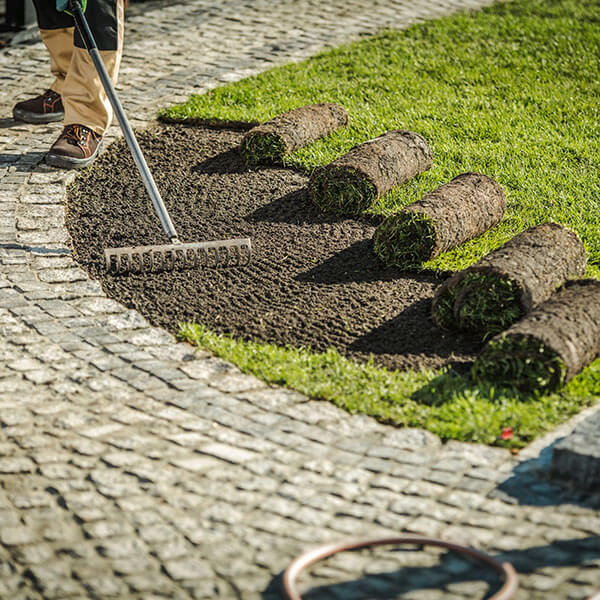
[0,0,599,598]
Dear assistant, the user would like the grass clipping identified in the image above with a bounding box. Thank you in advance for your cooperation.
[473,280,600,391]
[240,103,348,165]
[374,172,505,269]
[309,130,432,215]
[432,223,587,336]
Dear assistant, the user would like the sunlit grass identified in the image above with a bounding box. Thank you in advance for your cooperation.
[180,323,599,448]
[168,0,600,445]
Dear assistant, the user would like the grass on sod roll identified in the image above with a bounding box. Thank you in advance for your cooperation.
[373,211,436,269]
[472,335,566,392]
[434,272,524,336]
[309,166,378,215]
[167,0,600,446]
[241,133,286,165]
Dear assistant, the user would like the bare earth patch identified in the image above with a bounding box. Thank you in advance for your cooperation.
[66,123,483,372]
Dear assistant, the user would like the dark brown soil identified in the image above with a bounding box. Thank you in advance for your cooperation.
[66,123,482,372]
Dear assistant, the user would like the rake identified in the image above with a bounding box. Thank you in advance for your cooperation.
[67,0,251,274]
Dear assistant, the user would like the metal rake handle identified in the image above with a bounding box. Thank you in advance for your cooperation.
[68,0,179,242]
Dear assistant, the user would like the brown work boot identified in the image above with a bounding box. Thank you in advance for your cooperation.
[13,89,64,124]
[46,124,103,169]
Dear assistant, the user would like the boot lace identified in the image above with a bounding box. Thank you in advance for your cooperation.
[63,125,93,147]
[44,89,60,102]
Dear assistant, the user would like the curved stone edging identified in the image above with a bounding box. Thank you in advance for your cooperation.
[0,1,598,598]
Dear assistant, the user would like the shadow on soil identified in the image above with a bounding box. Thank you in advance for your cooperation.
[261,537,600,600]
[295,239,454,285]
[296,239,400,284]
[247,185,383,229]
[191,146,250,175]
[349,298,481,364]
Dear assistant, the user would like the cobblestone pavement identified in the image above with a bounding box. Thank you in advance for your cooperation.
[0,1,599,599]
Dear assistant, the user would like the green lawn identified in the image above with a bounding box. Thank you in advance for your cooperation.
[166,0,600,448]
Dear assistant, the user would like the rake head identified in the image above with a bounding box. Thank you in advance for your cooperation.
[105,238,251,274]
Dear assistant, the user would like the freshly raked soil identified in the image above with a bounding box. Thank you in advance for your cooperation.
[66,123,482,372]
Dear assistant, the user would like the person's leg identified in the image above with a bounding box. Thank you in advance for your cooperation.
[62,0,125,135]
[12,1,73,123]
[47,0,125,168]
[34,1,75,95]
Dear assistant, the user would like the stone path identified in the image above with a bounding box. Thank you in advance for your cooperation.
[0,1,599,598]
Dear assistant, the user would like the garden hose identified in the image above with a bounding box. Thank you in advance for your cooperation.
[282,534,599,599]
[281,535,519,600]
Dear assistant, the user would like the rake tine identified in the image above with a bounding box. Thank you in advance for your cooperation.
[201,247,209,266]
[229,244,239,266]
[160,250,168,271]
[207,246,216,268]
[131,251,140,274]
[188,248,198,269]
[120,253,130,273]
[220,245,230,265]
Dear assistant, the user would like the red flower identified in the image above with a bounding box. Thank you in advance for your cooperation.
[501,427,514,440]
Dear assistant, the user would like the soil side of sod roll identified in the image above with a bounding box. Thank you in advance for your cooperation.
[65,123,482,374]
[431,222,587,335]
[240,103,349,165]
[472,280,600,391]
[374,172,506,269]
[309,130,433,215]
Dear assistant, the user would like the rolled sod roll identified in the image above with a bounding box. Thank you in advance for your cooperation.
[472,280,600,391]
[240,103,349,165]
[309,130,432,215]
[432,223,587,335]
[373,172,505,269]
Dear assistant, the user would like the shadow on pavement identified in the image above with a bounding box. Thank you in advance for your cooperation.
[492,441,600,509]
[0,242,70,255]
[0,151,46,170]
[0,117,23,129]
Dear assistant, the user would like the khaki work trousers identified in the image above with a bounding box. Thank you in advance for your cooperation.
[40,0,124,135]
